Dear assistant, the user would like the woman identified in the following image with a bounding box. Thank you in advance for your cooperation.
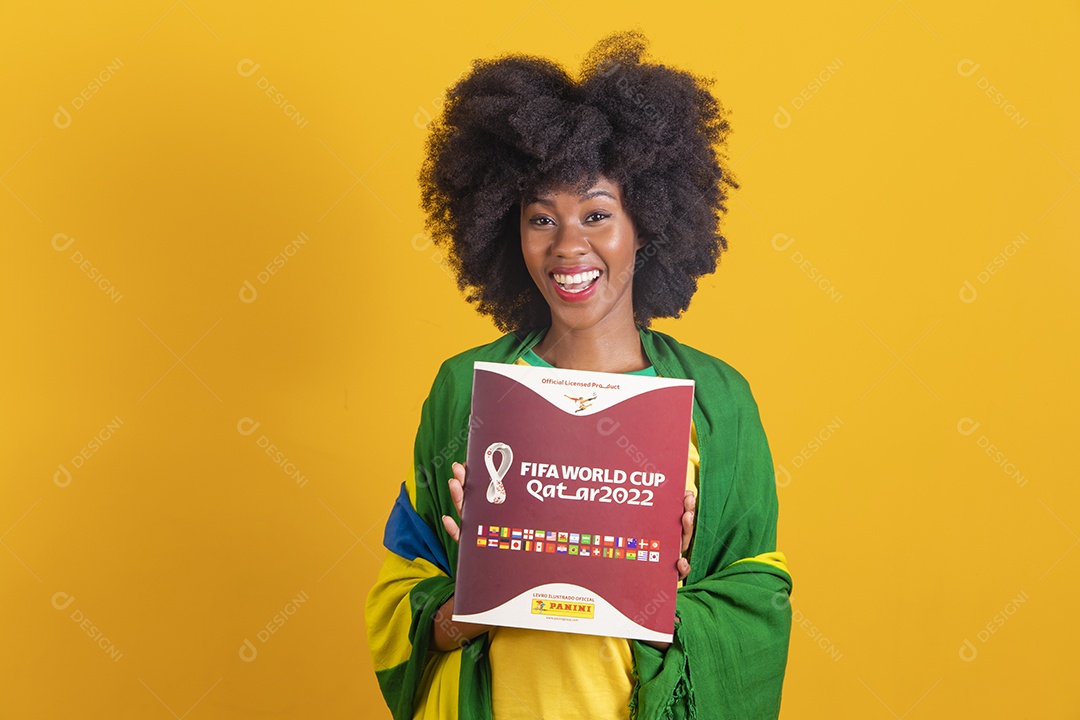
[367,31,792,720]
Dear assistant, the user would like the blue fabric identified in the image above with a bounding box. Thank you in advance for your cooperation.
[383,483,451,575]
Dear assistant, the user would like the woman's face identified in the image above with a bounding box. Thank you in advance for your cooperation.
[520,176,643,334]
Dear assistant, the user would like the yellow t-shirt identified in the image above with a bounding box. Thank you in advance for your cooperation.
[486,357,699,720]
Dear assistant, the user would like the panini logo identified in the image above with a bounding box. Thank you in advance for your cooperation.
[531,599,595,618]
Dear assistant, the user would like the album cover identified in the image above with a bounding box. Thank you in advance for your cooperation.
[452,360,695,642]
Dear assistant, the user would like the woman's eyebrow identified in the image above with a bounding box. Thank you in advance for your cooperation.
[581,189,616,201]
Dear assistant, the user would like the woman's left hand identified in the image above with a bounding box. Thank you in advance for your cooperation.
[642,491,696,652]
[677,490,695,581]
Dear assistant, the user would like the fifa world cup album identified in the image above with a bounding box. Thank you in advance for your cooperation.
[452,361,695,642]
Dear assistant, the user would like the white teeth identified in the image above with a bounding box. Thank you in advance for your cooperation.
[553,270,600,287]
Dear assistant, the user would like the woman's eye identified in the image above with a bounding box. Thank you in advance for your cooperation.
[530,216,555,226]
[585,212,611,223]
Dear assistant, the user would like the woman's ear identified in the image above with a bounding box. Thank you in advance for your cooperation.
[634,233,648,252]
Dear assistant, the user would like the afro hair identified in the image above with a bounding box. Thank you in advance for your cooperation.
[419,30,737,333]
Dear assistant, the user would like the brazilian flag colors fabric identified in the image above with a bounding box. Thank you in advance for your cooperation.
[366,327,793,719]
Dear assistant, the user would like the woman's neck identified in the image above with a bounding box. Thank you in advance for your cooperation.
[531,319,648,373]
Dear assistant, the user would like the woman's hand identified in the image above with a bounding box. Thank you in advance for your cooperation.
[440,461,467,542]
[433,461,492,651]
[643,491,696,652]
[677,490,696,581]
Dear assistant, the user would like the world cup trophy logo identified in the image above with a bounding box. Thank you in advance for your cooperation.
[485,442,513,504]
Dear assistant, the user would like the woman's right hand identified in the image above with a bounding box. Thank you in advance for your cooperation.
[433,461,492,651]
[440,461,467,542]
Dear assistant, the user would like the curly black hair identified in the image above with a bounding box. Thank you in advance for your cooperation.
[420,31,737,332]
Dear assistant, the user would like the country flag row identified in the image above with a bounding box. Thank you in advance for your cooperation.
[477,526,660,561]
[479,525,661,552]
[475,536,661,561]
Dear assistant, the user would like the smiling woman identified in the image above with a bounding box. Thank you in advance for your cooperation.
[520,176,647,373]
[366,30,792,720]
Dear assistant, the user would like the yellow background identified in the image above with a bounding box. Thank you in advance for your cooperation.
[2,1,1077,718]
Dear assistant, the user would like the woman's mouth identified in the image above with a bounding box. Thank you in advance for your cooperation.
[550,269,601,301]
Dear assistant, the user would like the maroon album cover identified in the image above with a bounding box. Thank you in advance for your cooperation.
[452,361,695,642]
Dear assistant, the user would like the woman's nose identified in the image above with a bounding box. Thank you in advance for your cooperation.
[552,223,589,256]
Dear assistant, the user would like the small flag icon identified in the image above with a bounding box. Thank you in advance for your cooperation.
[649,551,660,562]
[568,533,580,544]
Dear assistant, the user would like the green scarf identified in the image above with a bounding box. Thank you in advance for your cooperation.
[372,327,792,719]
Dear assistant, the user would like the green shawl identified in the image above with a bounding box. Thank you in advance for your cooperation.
[369,327,792,719]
